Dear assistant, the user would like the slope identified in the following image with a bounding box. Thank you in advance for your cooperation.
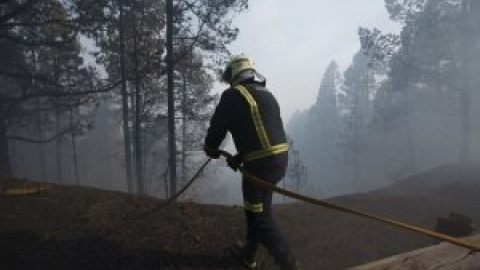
[1,163,479,269]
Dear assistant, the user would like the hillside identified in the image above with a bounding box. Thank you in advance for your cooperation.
[1,163,480,269]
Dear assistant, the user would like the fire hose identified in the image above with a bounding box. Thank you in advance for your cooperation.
[114,150,480,253]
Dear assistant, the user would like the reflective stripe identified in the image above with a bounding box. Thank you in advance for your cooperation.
[243,143,289,162]
[244,201,263,213]
[235,85,271,149]
[234,85,289,162]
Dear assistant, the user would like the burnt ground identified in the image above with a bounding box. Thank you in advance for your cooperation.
[1,163,480,270]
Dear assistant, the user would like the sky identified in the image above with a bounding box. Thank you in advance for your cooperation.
[221,0,402,123]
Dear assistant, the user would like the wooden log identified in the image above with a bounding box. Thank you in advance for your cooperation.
[349,235,480,270]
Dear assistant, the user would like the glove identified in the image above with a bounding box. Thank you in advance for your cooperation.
[204,145,221,159]
[226,154,243,172]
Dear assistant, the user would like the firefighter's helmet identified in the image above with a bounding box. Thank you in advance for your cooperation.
[222,55,256,84]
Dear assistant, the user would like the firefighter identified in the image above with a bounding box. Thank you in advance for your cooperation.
[204,55,300,270]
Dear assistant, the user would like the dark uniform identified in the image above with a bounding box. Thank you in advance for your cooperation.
[205,79,296,268]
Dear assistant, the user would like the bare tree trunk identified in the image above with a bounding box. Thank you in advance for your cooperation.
[0,118,13,178]
[32,50,47,181]
[55,105,63,183]
[133,14,144,195]
[70,108,80,185]
[166,0,177,198]
[129,82,137,192]
[36,98,47,181]
[181,74,187,186]
[164,163,169,198]
[54,59,63,184]
[119,0,134,194]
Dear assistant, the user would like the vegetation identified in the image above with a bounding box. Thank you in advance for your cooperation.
[0,0,247,196]
[287,0,480,197]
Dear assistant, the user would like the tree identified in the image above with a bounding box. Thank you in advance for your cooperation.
[287,61,344,196]
[338,51,376,186]
[285,139,307,201]
[304,61,341,150]
[75,0,247,195]
[166,0,247,197]
[78,0,247,195]
[361,0,480,169]
[0,0,99,178]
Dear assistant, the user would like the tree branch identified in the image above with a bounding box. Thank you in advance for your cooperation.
[2,18,108,28]
[2,28,78,47]
[0,0,41,24]
[0,79,122,104]
[6,126,73,144]
[0,68,63,88]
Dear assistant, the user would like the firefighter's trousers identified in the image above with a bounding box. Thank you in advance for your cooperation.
[241,155,292,265]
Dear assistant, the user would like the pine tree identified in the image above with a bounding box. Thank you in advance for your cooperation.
[361,0,480,173]
[0,0,99,179]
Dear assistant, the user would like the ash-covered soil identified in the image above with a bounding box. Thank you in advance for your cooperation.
[1,163,479,270]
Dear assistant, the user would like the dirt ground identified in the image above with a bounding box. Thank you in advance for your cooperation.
[1,163,479,270]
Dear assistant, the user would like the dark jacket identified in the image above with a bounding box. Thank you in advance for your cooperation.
[205,82,288,167]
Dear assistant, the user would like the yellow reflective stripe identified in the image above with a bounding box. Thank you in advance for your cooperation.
[244,201,263,213]
[243,143,289,162]
[235,85,271,148]
[234,85,288,162]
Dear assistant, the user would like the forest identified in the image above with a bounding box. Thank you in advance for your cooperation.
[288,0,480,198]
[1,0,248,199]
[2,0,480,269]
[1,0,479,202]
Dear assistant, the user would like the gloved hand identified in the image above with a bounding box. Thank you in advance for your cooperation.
[203,145,221,159]
[226,154,242,172]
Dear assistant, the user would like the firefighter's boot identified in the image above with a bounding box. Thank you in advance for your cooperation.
[278,253,301,270]
[230,241,258,269]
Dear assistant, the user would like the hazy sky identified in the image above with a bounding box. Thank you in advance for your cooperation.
[221,0,401,123]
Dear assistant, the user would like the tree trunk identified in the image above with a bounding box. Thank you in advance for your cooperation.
[36,98,47,181]
[55,102,63,183]
[119,0,134,194]
[181,73,187,186]
[134,59,144,194]
[70,108,80,185]
[133,13,144,195]
[32,50,47,181]
[54,57,63,184]
[0,118,13,178]
[166,0,177,198]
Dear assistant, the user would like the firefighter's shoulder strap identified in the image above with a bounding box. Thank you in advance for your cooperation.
[234,84,288,162]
